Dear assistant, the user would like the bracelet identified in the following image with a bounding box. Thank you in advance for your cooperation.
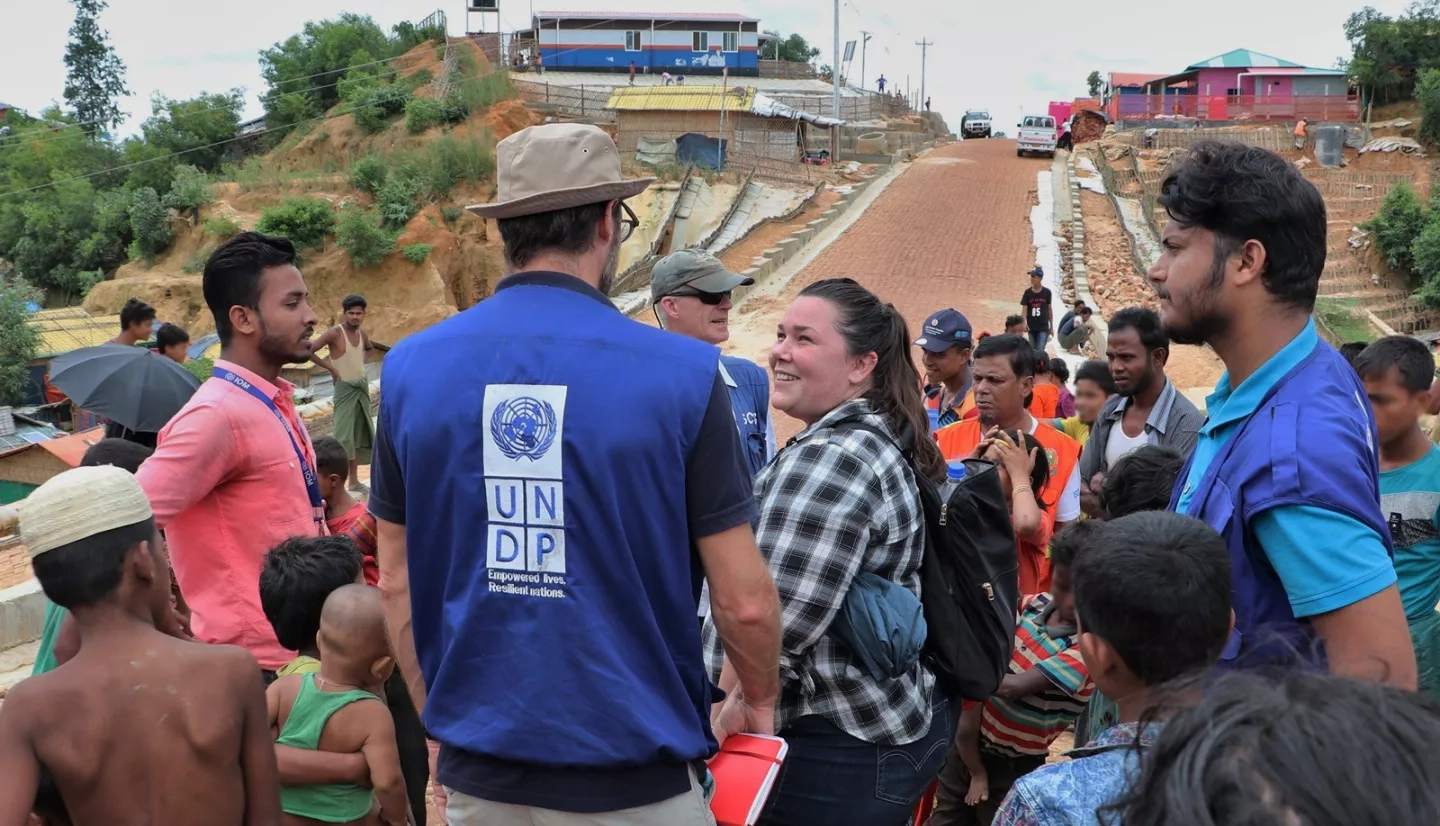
[1013,485,1033,496]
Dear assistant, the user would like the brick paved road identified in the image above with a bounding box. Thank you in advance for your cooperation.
[725,138,1051,441]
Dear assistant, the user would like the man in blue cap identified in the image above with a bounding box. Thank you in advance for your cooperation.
[916,309,976,431]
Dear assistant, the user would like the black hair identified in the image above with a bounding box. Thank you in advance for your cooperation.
[1075,359,1118,395]
[1073,299,1087,310]
[312,435,350,481]
[31,518,157,609]
[1033,349,1051,375]
[996,428,1050,508]
[1049,358,1070,383]
[259,535,364,652]
[79,438,153,474]
[1338,340,1370,368]
[342,293,367,312]
[1079,305,1093,316]
[798,278,946,481]
[1353,335,1432,394]
[1158,141,1327,313]
[1107,306,1169,354]
[1110,671,1440,826]
[1004,314,1025,329]
[1074,512,1231,689]
[973,333,1035,379]
[1050,520,1099,570]
[154,323,190,351]
[1100,445,1184,518]
[203,231,297,346]
[119,298,156,332]
[497,201,620,271]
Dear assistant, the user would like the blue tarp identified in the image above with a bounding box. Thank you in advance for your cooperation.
[675,133,728,170]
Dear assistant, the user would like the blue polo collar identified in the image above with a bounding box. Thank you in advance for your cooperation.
[494,270,616,309]
[1202,319,1318,436]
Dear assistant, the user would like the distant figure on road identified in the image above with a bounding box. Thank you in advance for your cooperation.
[877,74,887,92]
[629,61,636,84]
[1295,117,1308,150]
[372,123,781,825]
[926,97,932,111]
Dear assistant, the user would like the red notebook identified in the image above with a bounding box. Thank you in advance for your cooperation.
[708,733,789,826]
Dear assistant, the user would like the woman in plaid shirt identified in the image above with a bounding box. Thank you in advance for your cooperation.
[704,278,954,825]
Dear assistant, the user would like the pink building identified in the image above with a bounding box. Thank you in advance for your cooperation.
[1108,49,1356,123]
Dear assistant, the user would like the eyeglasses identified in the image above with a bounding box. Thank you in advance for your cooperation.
[617,201,639,243]
[667,289,731,305]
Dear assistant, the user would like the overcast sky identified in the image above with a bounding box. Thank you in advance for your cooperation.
[0,0,1408,135]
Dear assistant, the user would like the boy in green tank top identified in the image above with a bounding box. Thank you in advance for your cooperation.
[266,584,409,825]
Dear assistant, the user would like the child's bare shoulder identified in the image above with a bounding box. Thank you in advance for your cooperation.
[179,642,262,687]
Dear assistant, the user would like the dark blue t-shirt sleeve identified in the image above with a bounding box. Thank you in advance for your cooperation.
[367,412,406,525]
[687,374,759,538]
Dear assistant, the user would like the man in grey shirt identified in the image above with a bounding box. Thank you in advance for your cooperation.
[1079,306,1205,516]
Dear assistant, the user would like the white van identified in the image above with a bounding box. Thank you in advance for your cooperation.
[1016,114,1058,158]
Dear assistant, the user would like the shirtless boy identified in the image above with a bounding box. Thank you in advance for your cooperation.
[0,466,281,826]
[267,585,409,826]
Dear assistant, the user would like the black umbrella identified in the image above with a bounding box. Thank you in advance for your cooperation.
[49,343,202,433]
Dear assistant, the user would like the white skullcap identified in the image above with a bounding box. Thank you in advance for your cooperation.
[19,465,153,558]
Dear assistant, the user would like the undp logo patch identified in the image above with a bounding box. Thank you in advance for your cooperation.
[490,396,558,461]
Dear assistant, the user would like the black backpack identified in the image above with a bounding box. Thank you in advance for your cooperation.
[842,418,1019,701]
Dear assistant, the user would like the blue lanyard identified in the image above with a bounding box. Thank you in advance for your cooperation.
[213,368,325,528]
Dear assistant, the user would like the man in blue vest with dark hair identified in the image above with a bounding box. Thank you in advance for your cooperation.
[1152,140,1417,689]
[651,248,774,479]
[369,123,783,825]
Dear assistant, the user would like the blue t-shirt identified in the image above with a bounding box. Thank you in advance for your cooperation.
[1176,320,1396,618]
[1380,446,1440,620]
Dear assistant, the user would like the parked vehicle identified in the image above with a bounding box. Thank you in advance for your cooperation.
[1016,114,1058,158]
[961,110,992,139]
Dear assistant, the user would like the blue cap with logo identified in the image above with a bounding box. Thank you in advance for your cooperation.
[914,309,973,353]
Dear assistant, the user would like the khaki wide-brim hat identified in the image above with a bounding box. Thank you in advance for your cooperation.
[468,123,656,220]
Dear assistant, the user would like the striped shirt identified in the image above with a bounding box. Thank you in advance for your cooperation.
[982,593,1093,757]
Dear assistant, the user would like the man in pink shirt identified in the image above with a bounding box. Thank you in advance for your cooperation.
[137,231,327,676]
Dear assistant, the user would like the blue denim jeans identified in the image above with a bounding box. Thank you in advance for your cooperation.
[1028,331,1050,352]
[758,691,951,826]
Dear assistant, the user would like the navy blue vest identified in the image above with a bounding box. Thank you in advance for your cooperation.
[380,271,722,768]
[1171,339,1393,670]
[720,354,770,478]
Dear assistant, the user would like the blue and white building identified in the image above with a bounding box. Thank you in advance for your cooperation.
[532,11,761,77]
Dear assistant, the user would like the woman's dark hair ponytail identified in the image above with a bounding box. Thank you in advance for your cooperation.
[798,278,947,481]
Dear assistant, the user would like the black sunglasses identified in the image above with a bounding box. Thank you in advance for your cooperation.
[668,289,731,305]
[616,201,639,243]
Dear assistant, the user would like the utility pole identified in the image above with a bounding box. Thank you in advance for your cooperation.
[859,31,872,93]
[832,0,841,120]
[916,38,933,114]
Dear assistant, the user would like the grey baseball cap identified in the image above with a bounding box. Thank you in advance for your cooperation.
[649,248,754,301]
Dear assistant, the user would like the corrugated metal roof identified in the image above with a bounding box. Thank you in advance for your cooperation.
[1186,49,1304,70]
[535,10,758,22]
[0,419,62,459]
[36,426,105,468]
[608,86,756,112]
[28,309,123,359]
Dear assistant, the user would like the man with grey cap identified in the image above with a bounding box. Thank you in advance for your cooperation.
[652,248,775,478]
[369,123,781,825]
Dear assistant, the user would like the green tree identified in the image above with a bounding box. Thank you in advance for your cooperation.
[136,90,245,172]
[128,186,173,263]
[0,278,41,405]
[62,0,130,136]
[1368,181,1427,273]
[260,15,395,129]
[1087,70,1103,97]
[764,31,820,63]
[1419,67,1440,145]
[336,207,396,268]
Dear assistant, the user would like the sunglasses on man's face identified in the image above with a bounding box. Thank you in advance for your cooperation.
[668,289,731,305]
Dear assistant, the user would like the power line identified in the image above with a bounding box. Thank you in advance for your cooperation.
[0,62,504,201]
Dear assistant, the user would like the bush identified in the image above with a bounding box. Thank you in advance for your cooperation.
[405,96,444,134]
[181,356,214,384]
[255,196,336,249]
[375,175,422,228]
[336,207,397,268]
[349,156,389,194]
[440,206,464,223]
[203,215,242,239]
[1419,68,1440,147]
[1412,213,1440,309]
[183,245,215,273]
[129,187,174,262]
[162,165,215,212]
[391,133,496,201]
[401,243,434,263]
[350,82,411,134]
[1368,181,1427,274]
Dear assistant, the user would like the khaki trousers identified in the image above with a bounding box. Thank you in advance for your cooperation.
[443,767,715,826]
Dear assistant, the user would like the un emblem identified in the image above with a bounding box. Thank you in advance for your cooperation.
[490,396,558,461]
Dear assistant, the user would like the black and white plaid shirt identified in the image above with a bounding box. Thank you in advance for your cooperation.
[703,398,935,745]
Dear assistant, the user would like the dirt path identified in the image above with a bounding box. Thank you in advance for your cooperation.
[722,139,1052,441]
[717,188,842,274]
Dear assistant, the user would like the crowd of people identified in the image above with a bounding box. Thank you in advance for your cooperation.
[3,122,1440,826]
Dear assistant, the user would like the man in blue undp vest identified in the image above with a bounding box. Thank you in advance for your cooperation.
[368,123,783,825]
[1153,140,1417,689]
